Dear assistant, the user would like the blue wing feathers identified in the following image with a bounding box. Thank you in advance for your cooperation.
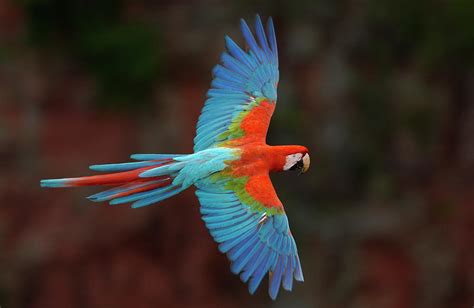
[194,15,279,152]
[206,88,248,99]
[220,52,252,76]
[258,219,275,241]
[196,117,231,134]
[202,210,247,224]
[241,245,269,282]
[268,232,280,247]
[214,217,258,242]
[200,204,242,215]
[240,246,264,282]
[195,115,229,130]
[193,138,213,151]
[248,251,272,294]
[205,212,253,229]
[199,199,241,208]
[228,233,259,261]
[109,184,175,205]
[196,113,232,128]
[211,78,244,92]
[218,228,255,253]
[212,64,247,83]
[195,179,303,299]
[216,215,257,236]
[195,125,228,141]
[231,241,261,274]
[284,237,292,255]
[196,191,236,202]
[203,205,245,216]
[224,36,258,69]
[195,124,228,141]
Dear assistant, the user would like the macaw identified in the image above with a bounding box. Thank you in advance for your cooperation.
[41,15,310,300]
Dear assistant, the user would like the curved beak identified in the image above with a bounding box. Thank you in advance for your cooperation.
[301,153,310,173]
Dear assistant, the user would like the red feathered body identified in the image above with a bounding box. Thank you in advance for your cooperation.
[213,99,309,209]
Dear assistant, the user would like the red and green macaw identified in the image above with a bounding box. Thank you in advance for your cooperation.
[41,15,310,299]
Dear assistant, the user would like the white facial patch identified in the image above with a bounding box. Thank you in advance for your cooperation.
[283,153,303,170]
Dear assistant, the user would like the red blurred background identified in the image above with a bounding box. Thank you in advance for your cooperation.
[0,1,473,307]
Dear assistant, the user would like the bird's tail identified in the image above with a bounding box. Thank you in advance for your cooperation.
[40,154,189,208]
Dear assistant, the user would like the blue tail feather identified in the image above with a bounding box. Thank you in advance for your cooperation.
[40,178,71,188]
[89,161,163,172]
[130,154,183,161]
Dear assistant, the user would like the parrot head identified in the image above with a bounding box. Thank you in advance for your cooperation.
[283,151,310,174]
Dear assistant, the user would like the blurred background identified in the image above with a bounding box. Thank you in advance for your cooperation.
[0,0,473,307]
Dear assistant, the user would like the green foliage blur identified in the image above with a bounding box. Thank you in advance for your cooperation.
[23,0,162,106]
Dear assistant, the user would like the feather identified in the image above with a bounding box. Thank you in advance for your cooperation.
[87,179,167,202]
[205,212,252,228]
[212,64,247,83]
[282,256,294,291]
[220,52,251,77]
[267,17,278,62]
[255,15,272,60]
[231,241,262,274]
[89,160,164,172]
[248,250,275,294]
[130,154,182,161]
[200,205,241,215]
[240,18,265,62]
[109,184,176,205]
[214,216,258,242]
[139,162,185,178]
[131,186,185,208]
[225,36,256,70]
[227,232,259,260]
[218,228,254,253]
[269,256,285,300]
[294,255,304,282]
[241,245,270,282]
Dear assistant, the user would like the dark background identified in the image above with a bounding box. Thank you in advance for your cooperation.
[1,1,473,307]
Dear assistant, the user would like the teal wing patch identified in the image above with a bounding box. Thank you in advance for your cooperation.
[195,177,304,300]
[194,15,279,151]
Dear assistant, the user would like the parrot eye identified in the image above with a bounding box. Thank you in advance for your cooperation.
[284,153,310,173]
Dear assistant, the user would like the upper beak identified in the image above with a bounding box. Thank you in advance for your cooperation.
[301,153,310,173]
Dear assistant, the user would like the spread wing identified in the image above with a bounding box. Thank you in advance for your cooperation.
[195,173,304,299]
[194,15,279,151]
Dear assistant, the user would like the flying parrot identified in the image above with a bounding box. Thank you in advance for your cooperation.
[41,15,310,300]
